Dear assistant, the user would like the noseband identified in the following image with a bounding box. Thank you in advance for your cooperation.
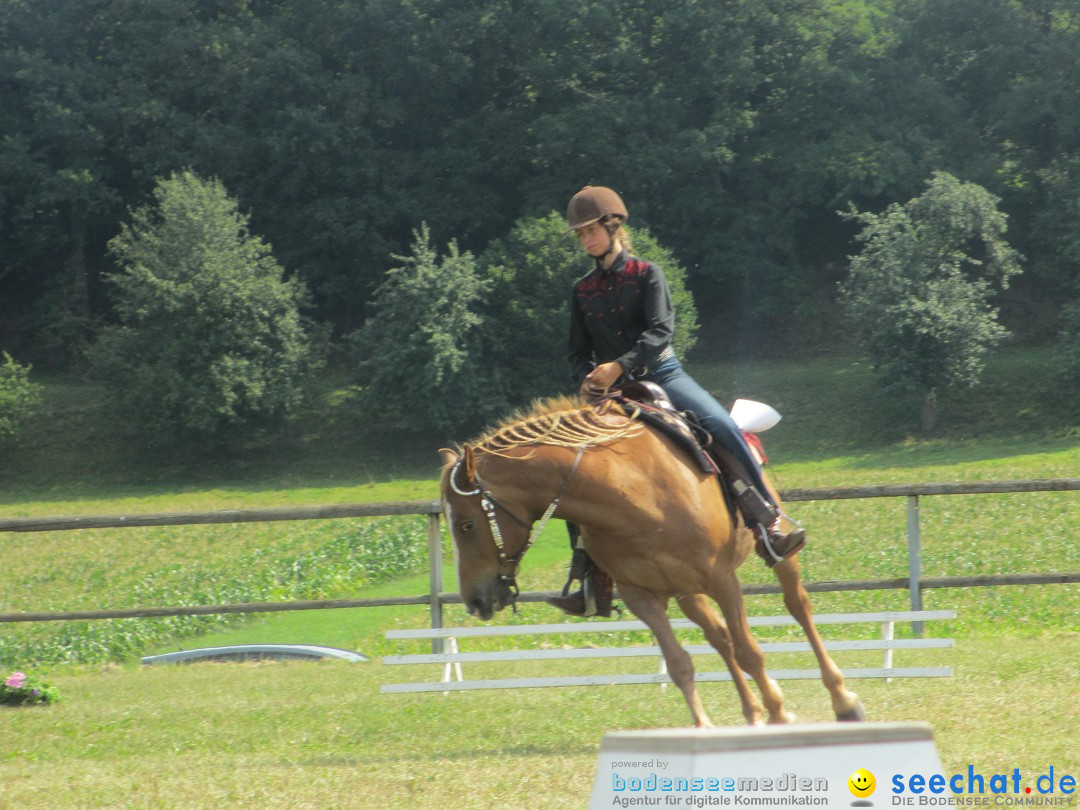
[449,447,585,606]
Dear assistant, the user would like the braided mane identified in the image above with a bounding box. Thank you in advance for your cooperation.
[470,395,644,457]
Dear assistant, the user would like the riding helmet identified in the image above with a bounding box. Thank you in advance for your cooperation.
[566,186,629,231]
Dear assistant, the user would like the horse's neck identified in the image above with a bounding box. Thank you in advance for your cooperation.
[481,437,709,533]
[508,445,613,529]
[480,448,572,516]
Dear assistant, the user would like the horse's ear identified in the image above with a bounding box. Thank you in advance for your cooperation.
[438,447,458,467]
[463,444,478,485]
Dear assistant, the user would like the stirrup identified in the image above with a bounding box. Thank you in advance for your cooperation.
[756,520,807,567]
[581,574,599,617]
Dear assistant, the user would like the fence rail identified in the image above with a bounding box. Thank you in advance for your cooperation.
[780,478,1080,501]
[2,479,1076,534]
[0,500,442,533]
[1,478,1077,630]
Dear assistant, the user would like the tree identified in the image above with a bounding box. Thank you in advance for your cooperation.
[839,171,1022,431]
[92,171,324,444]
[481,212,699,403]
[1037,156,1080,384]
[5,0,1080,357]
[0,352,43,444]
[1059,301,1080,387]
[352,225,500,434]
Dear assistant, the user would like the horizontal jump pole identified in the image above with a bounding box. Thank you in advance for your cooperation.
[385,638,955,665]
[1,479,1075,533]
[380,667,954,693]
[385,610,958,639]
[4,572,1078,624]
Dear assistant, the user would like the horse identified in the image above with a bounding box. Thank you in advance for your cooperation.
[438,395,866,728]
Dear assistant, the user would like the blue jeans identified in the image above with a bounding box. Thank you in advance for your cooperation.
[640,357,775,506]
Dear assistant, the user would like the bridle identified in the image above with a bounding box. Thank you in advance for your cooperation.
[448,446,585,605]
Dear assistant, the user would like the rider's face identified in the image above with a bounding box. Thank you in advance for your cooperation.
[575,221,611,257]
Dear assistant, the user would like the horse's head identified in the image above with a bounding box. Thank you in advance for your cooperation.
[439,446,525,620]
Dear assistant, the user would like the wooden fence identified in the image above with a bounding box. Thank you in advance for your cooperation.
[1,478,1078,635]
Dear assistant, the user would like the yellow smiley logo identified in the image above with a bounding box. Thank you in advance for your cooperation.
[848,768,876,798]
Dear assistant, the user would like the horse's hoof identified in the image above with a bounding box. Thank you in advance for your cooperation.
[769,711,797,725]
[836,699,867,722]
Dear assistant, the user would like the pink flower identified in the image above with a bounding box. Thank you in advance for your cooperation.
[4,672,27,689]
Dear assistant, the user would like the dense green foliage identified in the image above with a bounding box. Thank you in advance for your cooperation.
[0,352,42,443]
[840,172,1022,430]
[91,171,324,443]
[1054,165,1080,381]
[1060,300,1080,384]
[0,517,430,669]
[0,670,60,706]
[1,0,1078,366]
[353,225,497,432]
[355,213,701,432]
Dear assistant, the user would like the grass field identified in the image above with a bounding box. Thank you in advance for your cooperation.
[0,638,1076,809]
[0,348,1077,808]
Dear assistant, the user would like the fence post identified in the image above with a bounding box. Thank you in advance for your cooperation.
[906,495,923,636]
[428,512,445,654]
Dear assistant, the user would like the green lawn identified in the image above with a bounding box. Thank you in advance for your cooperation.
[0,637,1076,809]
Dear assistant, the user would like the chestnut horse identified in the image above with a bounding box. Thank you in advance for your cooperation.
[438,396,865,727]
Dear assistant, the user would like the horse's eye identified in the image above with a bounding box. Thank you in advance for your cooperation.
[459,520,474,533]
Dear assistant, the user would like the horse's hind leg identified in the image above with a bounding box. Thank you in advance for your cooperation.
[618,583,714,728]
[677,594,767,726]
[707,576,796,725]
[773,556,865,721]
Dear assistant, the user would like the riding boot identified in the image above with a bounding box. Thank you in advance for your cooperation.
[731,478,807,567]
[589,567,615,617]
[545,548,615,618]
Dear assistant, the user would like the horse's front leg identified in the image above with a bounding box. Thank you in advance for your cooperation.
[618,582,714,728]
[677,593,766,726]
[707,569,796,725]
[773,557,865,721]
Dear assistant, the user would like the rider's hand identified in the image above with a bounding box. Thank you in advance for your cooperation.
[580,361,624,399]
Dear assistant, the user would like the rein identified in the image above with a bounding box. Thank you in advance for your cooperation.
[449,446,585,607]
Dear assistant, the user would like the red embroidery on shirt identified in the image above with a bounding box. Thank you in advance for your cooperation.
[575,261,650,312]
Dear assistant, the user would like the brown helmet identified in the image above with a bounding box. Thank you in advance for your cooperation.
[566,185,628,231]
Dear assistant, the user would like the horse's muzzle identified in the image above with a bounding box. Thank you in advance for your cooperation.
[467,596,496,621]
[464,579,515,620]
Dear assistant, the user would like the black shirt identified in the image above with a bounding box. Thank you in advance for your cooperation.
[568,249,675,384]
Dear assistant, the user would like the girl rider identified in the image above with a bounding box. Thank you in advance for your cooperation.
[546,185,806,618]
